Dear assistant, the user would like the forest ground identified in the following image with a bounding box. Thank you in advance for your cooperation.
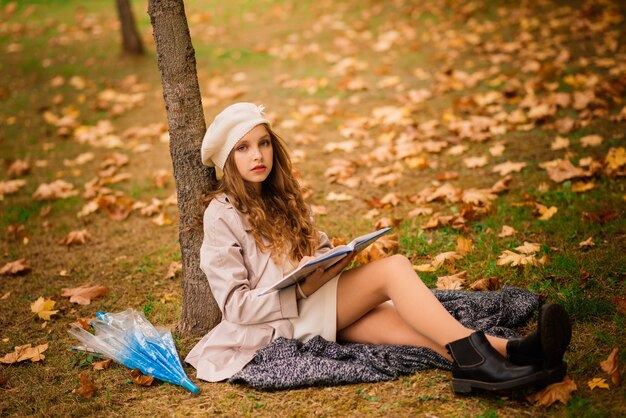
[0,0,625,416]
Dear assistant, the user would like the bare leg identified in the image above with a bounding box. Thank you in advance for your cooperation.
[336,255,509,356]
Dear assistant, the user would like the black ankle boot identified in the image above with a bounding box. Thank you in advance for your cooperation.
[446,331,549,394]
[507,303,572,369]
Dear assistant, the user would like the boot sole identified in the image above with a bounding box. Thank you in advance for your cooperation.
[540,304,572,368]
[451,362,567,394]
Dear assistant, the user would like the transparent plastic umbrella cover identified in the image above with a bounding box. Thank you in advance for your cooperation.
[69,309,199,394]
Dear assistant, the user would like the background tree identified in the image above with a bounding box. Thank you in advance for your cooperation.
[116,0,144,55]
[148,0,220,335]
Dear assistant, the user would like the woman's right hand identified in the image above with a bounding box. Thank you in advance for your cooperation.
[297,251,356,299]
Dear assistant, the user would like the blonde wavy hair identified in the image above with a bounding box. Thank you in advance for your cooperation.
[202,128,319,262]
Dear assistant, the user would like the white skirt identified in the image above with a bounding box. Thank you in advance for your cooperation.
[288,275,340,342]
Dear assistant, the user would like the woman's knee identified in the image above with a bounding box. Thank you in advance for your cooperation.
[387,254,413,271]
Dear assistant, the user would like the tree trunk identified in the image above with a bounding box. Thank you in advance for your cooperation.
[116,0,145,55]
[148,0,220,336]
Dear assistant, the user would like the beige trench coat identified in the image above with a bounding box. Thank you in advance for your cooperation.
[185,194,332,381]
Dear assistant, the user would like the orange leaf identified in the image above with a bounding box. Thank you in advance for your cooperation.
[455,236,473,256]
[7,159,30,177]
[93,359,112,371]
[527,376,577,407]
[600,347,621,386]
[61,285,107,305]
[130,369,154,386]
[76,372,97,398]
[469,276,501,291]
[587,377,609,390]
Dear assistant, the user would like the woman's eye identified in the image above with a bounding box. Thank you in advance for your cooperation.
[237,145,247,151]
[260,140,270,147]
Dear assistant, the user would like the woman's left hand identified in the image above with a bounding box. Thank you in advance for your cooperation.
[297,251,356,299]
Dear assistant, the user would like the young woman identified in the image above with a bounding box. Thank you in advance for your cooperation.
[185,102,572,393]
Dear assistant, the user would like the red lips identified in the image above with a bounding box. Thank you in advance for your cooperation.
[251,165,266,173]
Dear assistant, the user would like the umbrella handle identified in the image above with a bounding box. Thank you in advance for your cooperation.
[180,377,200,394]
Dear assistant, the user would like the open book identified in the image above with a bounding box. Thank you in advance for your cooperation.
[260,227,392,295]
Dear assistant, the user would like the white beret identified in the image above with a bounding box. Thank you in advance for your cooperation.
[201,102,270,169]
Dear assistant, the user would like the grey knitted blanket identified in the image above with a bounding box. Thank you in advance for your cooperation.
[229,286,539,390]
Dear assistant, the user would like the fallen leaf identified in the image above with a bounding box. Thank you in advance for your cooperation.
[497,250,544,267]
[571,181,595,192]
[152,212,172,226]
[0,375,7,386]
[615,297,626,315]
[408,207,433,217]
[152,169,170,188]
[130,368,154,386]
[7,159,30,177]
[431,251,463,270]
[436,271,467,290]
[0,179,27,198]
[463,155,488,168]
[93,359,112,371]
[469,276,501,291]
[0,343,48,364]
[413,264,436,272]
[325,191,353,201]
[551,136,570,150]
[455,236,473,256]
[61,285,107,305]
[599,347,620,386]
[76,372,97,398]
[492,161,527,176]
[540,159,589,183]
[355,235,399,264]
[164,262,182,279]
[535,204,558,220]
[587,377,609,390]
[498,225,516,237]
[527,376,577,407]
[30,297,59,320]
[32,180,78,200]
[0,258,31,275]
[578,237,595,248]
[58,229,92,247]
[580,134,602,147]
[605,147,626,174]
[515,242,541,254]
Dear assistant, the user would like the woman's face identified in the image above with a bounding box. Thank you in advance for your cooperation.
[232,124,273,192]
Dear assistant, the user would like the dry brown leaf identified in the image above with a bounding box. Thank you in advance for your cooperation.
[325,191,353,202]
[355,235,399,264]
[58,229,92,247]
[490,175,513,194]
[152,169,170,188]
[492,161,527,176]
[527,376,577,407]
[469,276,501,291]
[7,159,30,177]
[455,236,473,256]
[497,250,544,267]
[130,368,154,387]
[61,285,107,305]
[164,261,182,279]
[540,159,589,183]
[374,217,403,230]
[93,359,112,371]
[310,205,328,216]
[571,181,595,192]
[32,180,78,200]
[615,297,626,315]
[551,136,570,150]
[580,134,602,148]
[0,179,27,197]
[515,242,541,254]
[1,343,48,364]
[600,347,621,386]
[498,225,516,237]
[605,147,626,174]
[578,237,595,248]
[30,297,58,320]
[431,251,463,270]
[408,207,433,217]
[76,372,97,398]
[463,155,488,168]
[436,271,467,290]
[0,258,31,275]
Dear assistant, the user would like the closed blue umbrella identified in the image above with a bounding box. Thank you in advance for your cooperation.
[69,309,199,394]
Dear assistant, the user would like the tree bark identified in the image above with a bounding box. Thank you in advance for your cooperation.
[148,0,220,336]
[116,0,145,55]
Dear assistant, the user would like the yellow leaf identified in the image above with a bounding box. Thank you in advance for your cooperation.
[587,377,609,390]
[571,181,595,192]
[455,236,473,256]
[537,204,558,220]
[30,297,59,320]
[413,264,435,272]
[431,251,463,269]
[436,271,467,290]
[605,147,626,173]
[152,212,172,226]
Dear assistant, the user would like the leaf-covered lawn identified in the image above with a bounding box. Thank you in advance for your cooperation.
[0,0,624,416]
